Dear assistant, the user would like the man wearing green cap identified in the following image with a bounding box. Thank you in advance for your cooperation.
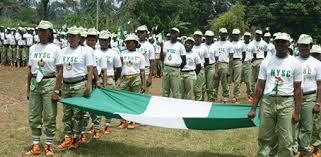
[24,28,34,66]
[58,26,94,150]
[251,30,268,90]
[242,32,255,102]
[202,30,216,101]
[7,28,17,66]
[294,34,321,157]
[193,30,209,101]
[230,28,245,104]
[248,32,302,157]
[213,28,233,103]
[137,25,155,94]
[2,28,10,65]
[160,27,186,98]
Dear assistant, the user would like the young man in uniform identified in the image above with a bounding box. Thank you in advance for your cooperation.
[295,35,321,157]
[99,30,122,133]
[248,33,302,157]
[118,34,146,129]
[251,30,268,90]
[24,28,35,66]
[181,37,201,99]
[137,25,155,94]
[264,32,276,58]
[230,28,245,103]
[242,32,256,102]
[213,28,233,103]
[160,27,186,98]
[311,45,321,61]
[193,30,209,101]
[58,26,94,150]
[202,30,216,102]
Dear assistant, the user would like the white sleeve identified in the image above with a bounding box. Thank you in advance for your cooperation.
[149,44,155,60]
[140,54,146,70]
[293,60,303,82]
[113,53,122,68]
[228,43,234,54]
[85,47,94,66]
[179,43,186,56]
[28,46,34,66]
[316,61,321,81]
[54,46,63,65]
[258,60,267,80]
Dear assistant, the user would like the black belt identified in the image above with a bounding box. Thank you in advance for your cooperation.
[181,70,194,72]
[233,58,241,60]
[63,76,86,84]
[303,90,316,96]
[32,75,56,79]
[269,95,292,98]
[165,65,180,68]
[256,58,264,60]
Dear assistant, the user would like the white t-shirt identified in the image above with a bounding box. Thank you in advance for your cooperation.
[244,42,256,62]
[163,41,186,66]
[121,50,145,75]
[297,56,321,93]
[61,45,94,78]
[231,41,245,59]
[16,33,26,46]
[266,43,276,58]
[213,40,233,63]
[3,34,9,45]
[23,33,34,46]
[251,39,268,59]
[202,43,215,64]
[7,34,16,46]
[0,32,4,41]
[85,46,97,67]
[101,48,122,76]
[138,41,155,67]
[93,49,107,75]
[34,35,40,43]
[192,44,209,67]
[182,50,201,71]
[28,43,62,75]
[258,55,302,96]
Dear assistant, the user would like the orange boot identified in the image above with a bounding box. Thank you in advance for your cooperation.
[25,144,41,156]
[44,144,54,156]
[103,125,110,134]
[118,121,128,129]
[58,135,73,150]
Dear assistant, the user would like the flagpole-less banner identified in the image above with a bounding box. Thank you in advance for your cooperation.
[59,88,260,130]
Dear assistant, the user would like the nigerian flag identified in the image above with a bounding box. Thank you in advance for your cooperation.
[59,88,259,130]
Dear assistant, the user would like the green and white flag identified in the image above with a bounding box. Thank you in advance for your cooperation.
[59,88,259,130]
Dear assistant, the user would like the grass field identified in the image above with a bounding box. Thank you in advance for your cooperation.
[0,66,258,157]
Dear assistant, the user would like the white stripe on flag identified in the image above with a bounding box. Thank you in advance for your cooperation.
[117,96,213,129]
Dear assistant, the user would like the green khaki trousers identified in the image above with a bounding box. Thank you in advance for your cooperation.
[242,61,253,96]
[296,93,316,155]
[119,74,141,92]
[205,64,215,102]
[61,80,87,136]
[180,71,197,100]
[156,59,163,76]
[252,59,263,90]
[258,96,294,157]
[217,62,229,99]
[232,59,242,98]
[7,46,14,64]
[1,46,9,64]
[194,68,206,101]
[162,66,181,98]
[312,102,321,149]
[29,77,57,138]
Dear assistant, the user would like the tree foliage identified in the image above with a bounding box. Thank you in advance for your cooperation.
[210,3,248,35]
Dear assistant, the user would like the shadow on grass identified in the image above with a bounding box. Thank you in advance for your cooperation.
[57,139,246,157]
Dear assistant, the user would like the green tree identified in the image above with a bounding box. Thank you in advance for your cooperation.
[210,3,248,34]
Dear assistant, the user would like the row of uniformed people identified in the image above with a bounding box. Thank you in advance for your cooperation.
[248,33,321,157]
[0,27,35,67]
[25,21,146,156]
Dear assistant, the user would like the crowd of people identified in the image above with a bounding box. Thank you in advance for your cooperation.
[1,20,321,157]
